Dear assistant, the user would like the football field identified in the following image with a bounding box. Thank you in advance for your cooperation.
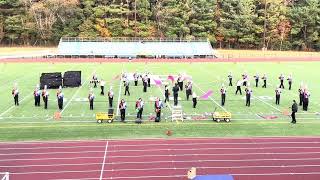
[0,61,320,141]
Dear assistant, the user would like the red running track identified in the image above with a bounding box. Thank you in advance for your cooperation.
[1,137,320,180]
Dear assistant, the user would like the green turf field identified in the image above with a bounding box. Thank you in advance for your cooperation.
[0,61,320,141]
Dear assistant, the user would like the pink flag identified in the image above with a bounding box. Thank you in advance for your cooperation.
[153,79,162,86]
[200,90,213,100]
[167,75,175,83]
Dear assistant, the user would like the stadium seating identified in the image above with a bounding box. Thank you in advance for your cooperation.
[58,38,217,58]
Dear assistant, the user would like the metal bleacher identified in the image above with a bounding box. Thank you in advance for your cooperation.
[58,37,217,58]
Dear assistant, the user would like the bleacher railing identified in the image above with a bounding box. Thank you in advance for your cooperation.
[60,37,209,43]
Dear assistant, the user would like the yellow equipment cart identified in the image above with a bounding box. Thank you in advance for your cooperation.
[212,112,231,122]
[96,109,115,123]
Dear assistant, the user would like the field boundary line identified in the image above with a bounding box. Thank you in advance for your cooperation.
[99,141,108,180]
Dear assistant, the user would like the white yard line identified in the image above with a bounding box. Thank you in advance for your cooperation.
[60,76,91,115]
[253,95,282,112]
[193,82,227,112]
[116,76,122,116]
[99,141,108,180]
[157,86,172,112]
[0,93,33,117]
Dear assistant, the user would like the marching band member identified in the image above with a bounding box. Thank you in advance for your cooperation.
[57,86,64,110]
[254,73,259,88]
[235,80,242,95]
[147,72,151,87]
[135,98,144,119]
[124,79,130,96]
[228,72,233,86]
[92,72,98,88]
[192,92,197,108]
[88,88,95,110]
[279,73,285,89]
[154,97,163,122]
[119,99,127,122]
[177,74,183,91]
[245,86,252,107]
[298,84,304,106]
[34,84,41,107]
[275,86,282,105]
[220,85,226,106]
[143,74,148,92]
[12,83,19,106]
[303,88,310,111]
[108,87,114,107]
[287,74,293,90]
[133,72,139,86]
[100,79,105,95]
[172,83,179,106]
[42,85,49,109]
[242,72,248,86]
[185,81,192,101]
[122,72,127,86]
[164,85,170,103]
[262,73,267,88]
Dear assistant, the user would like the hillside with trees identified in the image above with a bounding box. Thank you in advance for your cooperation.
[0,0,319,50]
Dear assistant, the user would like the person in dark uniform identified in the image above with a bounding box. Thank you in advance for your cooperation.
[279,73,285,89]
[275,86,281,105]
[143,75,148,92]
[92,72,98,88]
[262,73,267,88]
[124,79,130,96]
[220,85,226,106]
[177,74,183,91]
[235,80,242,95]
[254,73,259,88]
[42,85,49,109]
[242,72,248,86]
[133,72,139,86]
[172,83,179,106]
[154,97,163,122]
[147,72,151,87]
[88,89,95,110]
[192,92,197,108]
[119,99,127,122]
[298,84,304,106]
[108,87,114,107]
[287,74,293,90]
[100,80,105,95]
[291,100,298,124]
[135,98,144,119]
[303,88,310,111]
[245,87,252,107]
[12,84,19,106]
[164,85,170,103]
[185,81,192,101]
[57,86,64,110]
[228,72,233,86]
[34,84,41,107]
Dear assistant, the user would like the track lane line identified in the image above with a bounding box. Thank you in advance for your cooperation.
[99,141,108,180]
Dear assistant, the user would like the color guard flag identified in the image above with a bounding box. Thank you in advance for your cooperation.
[167,75,175,83]
[200,90,213,100]
[153,79,162,86]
